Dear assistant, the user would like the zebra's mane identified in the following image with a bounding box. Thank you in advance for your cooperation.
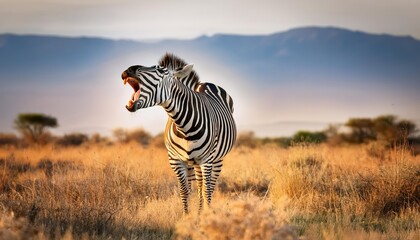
[158,53,200,90]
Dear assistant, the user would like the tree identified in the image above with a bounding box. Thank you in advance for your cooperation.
[345,115,417,144]
[372,115,417,143]
[14,113,58,143]
[345,118,375,143]
[373,115,397,142]
[396,120,417,139]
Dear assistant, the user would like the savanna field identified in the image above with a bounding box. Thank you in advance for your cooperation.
[0,132,419,240]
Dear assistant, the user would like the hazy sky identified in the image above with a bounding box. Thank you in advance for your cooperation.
[1,0,419,40]
[1,0,419,137]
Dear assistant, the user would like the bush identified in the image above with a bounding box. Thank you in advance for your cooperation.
[0,211,46,240]
[175,197,298,240]
[344,115,417,144]
[270,143,420,226]
[149,133,166,149]
[235,131,258,148]
[56,133,88,147]
[259,137,292,148]
[365,141,388,160]
[292,131,327,144]
[129,128,152,146]
[0,133,20,147]
[113,128,152,146]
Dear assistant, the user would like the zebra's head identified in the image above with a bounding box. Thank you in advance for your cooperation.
[121,64,194,112]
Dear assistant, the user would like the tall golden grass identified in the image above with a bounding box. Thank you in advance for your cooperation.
[270,143,419,239]
[0,141,418,239]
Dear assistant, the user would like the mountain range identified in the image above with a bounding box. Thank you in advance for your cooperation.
[1,27,419,137]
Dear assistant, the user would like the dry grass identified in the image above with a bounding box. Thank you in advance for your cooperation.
[270,143,419,239]
[0,141,418,239]
[176,196,298,240]
[0,143,178,239]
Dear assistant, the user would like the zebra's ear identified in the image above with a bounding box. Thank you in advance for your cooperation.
[173,64,194,78]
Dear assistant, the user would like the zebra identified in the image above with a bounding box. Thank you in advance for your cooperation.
[121,53,237,214]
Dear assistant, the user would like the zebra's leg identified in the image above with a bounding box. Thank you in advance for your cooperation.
[209,159,223,196]
[194,165,203,211]
[187,166,195,194]
[200,162,213,209]
[169,159,190,214]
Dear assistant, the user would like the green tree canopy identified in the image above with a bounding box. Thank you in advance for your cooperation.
[14,113,58,143]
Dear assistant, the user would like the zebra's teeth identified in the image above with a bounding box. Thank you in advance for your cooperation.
[134,89,141,101]
[127,99,134,108]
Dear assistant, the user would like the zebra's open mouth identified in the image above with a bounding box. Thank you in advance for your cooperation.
[122,76,141,111]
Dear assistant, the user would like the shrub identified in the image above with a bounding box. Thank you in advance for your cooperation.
[270,143,420,235]
[292,131,327,144]
[90,133,109,144]
[365,141,388,160]
[259,137,292,148]
[0,156,31,193]
[235,131,258,148]
[129,128,152,146]
[113,128,152,146]
[0,211,46,240]
[149,133,166,149]
[344,115,417,144]
[175,197,298,240]
[56,133,88,147]
[0,133,20,147]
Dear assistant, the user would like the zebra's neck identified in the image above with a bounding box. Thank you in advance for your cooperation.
[161,80,207,138]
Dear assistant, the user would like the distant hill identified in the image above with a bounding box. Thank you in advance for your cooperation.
[1,27,419,136]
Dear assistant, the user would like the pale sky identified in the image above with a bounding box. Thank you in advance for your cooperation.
[1,0,419,137]
[1,0,419,40]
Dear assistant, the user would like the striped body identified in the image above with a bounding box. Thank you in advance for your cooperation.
[164,81,235,163]
[121,54,236,213]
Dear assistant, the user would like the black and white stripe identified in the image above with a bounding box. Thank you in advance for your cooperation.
[121,53,237,213]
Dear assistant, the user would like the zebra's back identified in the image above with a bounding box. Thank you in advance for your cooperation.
[196,82,234,114]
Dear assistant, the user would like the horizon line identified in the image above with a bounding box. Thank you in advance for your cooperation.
[1,25,419,43]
